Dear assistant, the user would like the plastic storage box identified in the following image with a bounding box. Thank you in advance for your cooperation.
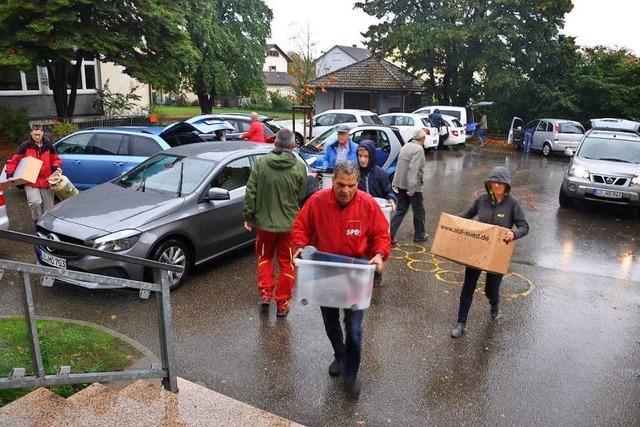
[294,259,375,310]
[374,197,393,224]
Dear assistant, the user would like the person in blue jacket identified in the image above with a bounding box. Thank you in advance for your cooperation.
[317,124,358,170]
[356,140,396,206]
[357,139,396,286]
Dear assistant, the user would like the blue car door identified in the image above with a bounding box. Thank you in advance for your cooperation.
[84,133,129,188]
[54,133,95,191]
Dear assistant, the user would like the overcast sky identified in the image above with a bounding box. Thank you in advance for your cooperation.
[265,0,640,56]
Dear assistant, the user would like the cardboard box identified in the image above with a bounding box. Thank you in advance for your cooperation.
[430,213,515,274]
[1,156,43,187]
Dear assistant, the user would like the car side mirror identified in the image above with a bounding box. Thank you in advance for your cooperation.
[206,187,230,201]
[564,148,574,158]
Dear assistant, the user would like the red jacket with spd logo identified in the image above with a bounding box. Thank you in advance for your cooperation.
[292,189,391,261]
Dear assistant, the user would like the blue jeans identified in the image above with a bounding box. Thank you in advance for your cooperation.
[524,133,533,153]
[477,128,485,146]
[320,307,364,381]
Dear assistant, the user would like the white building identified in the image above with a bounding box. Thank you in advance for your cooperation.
[264,44,294,97]
[315,45,371,78]
[0,60,151,119]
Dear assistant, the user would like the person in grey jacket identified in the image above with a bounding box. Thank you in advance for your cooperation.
[451,166,529,338]
[390,129,427,243]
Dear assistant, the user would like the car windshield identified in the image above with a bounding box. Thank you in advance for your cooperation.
[114,154,216,196]
[303,128,338,152]
[263,119,281,133]
[578,137,640,164]
[362,115,383,125]
[560,123,584,134]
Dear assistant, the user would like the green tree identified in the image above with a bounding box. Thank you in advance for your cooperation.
[356,0,573,106]
[183,0,273,114]
[0,1,195,119]
[287,24,317,105]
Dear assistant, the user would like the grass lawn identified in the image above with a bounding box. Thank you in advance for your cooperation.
[154,105,291,121]
[0,318,142,406]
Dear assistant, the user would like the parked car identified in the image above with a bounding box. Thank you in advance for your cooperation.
[54,123,206,191]
[298,109,383,138]
[508,118,585,156]
[35,142,310,289]
[559,121,640,216]
[0,183,8,230]
[299,124,404,177]
[440,115,467,146]
[379,113,439,149]
[412,105,476,140]
[208,114,284,144]
[185,115,235,140]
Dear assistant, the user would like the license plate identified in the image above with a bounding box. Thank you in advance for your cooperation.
[40,250,67,269]
[592,189,623,199]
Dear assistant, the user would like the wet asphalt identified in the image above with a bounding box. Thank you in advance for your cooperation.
[1,146,639,426]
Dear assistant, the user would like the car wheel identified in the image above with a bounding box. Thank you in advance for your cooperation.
[295,133,304,147]
[542,143,552,157]
[151,239,192,290]
[558,187,571,208]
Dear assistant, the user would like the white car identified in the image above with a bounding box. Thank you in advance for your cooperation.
[441,114,466,146]
[0,183,9,230]
[379,113,439,149]
[280,109,383,138]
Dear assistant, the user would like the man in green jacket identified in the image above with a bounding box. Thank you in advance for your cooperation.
[243,129,308,317]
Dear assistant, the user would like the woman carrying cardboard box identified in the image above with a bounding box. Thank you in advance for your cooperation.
[451,166,529,338]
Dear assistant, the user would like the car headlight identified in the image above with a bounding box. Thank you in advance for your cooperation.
[632,175,640,185]
[92,229,141,252]
[569,165,590,179]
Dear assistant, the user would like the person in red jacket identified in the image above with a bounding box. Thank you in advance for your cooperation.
[292,161,391,399]
[4,125,62,222]
[243,112,266,143]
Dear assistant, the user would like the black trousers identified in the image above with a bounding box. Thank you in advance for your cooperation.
[390,189,426,241]
[320,307,364,381]
[456,267,503,323]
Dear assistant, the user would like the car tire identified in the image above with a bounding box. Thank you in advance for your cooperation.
[295,133,304,147]
[558,187,571,208]
[542,143,552,157]
[151,239,193,290]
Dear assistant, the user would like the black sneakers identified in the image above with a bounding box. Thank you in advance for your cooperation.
[344,378,361,399]
[491,303,501,320]
[451,322,466,338]
[328,359,343,377]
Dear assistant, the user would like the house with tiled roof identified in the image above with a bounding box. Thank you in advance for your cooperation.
[264,44,294,97]
[315,45,372,77]
[310,56,426,114]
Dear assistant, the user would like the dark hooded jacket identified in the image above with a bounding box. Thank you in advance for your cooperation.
[243,148,307,232]
[460,166,529,239]
[357,140,396,202]
[429,108,446,128]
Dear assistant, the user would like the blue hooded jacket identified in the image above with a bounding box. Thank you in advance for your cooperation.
[357,140,396,202]
[317,138,359,170]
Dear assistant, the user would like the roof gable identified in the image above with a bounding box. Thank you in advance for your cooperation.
[266,44,292,63]
[310,57,424,91]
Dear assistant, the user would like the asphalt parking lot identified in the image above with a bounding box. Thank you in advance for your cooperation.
[1,145,639,426]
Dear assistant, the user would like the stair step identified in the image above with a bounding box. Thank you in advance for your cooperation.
[0,388,66,427]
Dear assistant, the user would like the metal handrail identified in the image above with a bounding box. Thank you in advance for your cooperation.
[0,229,180,392]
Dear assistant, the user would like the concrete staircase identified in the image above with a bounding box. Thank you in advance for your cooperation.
[0,378,302,426]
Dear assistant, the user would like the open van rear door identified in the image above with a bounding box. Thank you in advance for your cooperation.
[507,117,523,147]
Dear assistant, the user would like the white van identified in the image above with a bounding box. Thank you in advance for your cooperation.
[412,105,476,140]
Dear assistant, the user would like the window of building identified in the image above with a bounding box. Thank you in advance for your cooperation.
[0,66,42,93]
[47,58,98,93]
[268,66,276,72]
[267,50,279,57]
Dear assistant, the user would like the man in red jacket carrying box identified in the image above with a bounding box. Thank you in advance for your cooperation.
[4,125,62,222]
[292,161,391,399]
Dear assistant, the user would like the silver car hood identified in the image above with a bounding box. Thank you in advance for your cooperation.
[574,157,640,176]
[42,182,185,237]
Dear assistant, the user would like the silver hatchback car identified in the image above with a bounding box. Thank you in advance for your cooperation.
[559,121,640,216]
[36,142,308,289]
[508,117,585,156]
